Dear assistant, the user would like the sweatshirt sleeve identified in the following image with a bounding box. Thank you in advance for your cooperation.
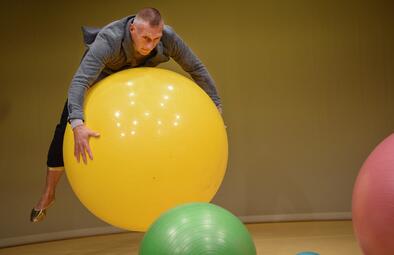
[164,26,222,108]
[67,34,114,121]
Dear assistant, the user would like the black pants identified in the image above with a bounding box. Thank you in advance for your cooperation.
[47,100,69,168]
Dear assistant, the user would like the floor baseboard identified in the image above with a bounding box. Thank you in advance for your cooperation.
[1,212,352,248]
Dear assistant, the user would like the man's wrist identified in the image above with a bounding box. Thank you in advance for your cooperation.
[70,119,84,129]
[217,104,223,114]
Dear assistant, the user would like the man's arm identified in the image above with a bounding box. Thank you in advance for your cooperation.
[68,33,114,126]
[164,26,222,113]
[67,33,114,163]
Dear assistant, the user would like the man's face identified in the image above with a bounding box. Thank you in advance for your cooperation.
[130,21,163,56]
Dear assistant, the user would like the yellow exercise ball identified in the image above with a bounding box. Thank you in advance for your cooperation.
[63,67,228,231]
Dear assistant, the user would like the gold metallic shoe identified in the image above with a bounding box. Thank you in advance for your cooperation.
[30,200,55,223]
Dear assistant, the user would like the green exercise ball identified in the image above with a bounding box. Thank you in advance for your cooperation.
[139,202,256,255]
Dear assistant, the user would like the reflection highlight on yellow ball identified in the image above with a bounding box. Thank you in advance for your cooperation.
[63,68,228,231]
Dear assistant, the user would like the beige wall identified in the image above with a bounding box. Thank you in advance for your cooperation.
[1,0,393,243]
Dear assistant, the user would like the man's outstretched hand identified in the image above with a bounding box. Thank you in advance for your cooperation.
[73,125,100,164]
[217,105,223,115]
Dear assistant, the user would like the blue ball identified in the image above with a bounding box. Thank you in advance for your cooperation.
[297,252,320,255]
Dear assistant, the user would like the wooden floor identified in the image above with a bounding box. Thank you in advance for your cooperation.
[0,221,362,255]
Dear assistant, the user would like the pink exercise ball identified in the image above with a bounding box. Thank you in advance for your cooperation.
[352,134,394,255]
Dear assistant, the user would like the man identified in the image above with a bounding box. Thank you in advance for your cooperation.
[31,7,222,222]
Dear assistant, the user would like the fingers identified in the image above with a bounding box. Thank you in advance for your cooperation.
[74,143,87,164]
[85,130,99,161]
[85,141,94,160]
[92,131,100,137]
[73,126,100,164]
[76,139,96,164]
[89,130,100,137]
[74,139,88,164]
[74,142,80,163]
[80,144,88,164]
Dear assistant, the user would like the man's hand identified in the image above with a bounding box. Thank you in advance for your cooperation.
[73,125,100,164]
[216,105,228,129]
[217,105,223,115]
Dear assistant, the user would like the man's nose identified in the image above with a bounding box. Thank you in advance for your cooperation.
[145,42,153,50]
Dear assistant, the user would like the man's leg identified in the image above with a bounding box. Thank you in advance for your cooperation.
[33,167,64,210]
[31,101,69,222]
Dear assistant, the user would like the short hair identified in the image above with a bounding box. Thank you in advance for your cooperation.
[135,7,163,27]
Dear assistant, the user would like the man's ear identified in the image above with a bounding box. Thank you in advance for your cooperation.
[130,23,135,33]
